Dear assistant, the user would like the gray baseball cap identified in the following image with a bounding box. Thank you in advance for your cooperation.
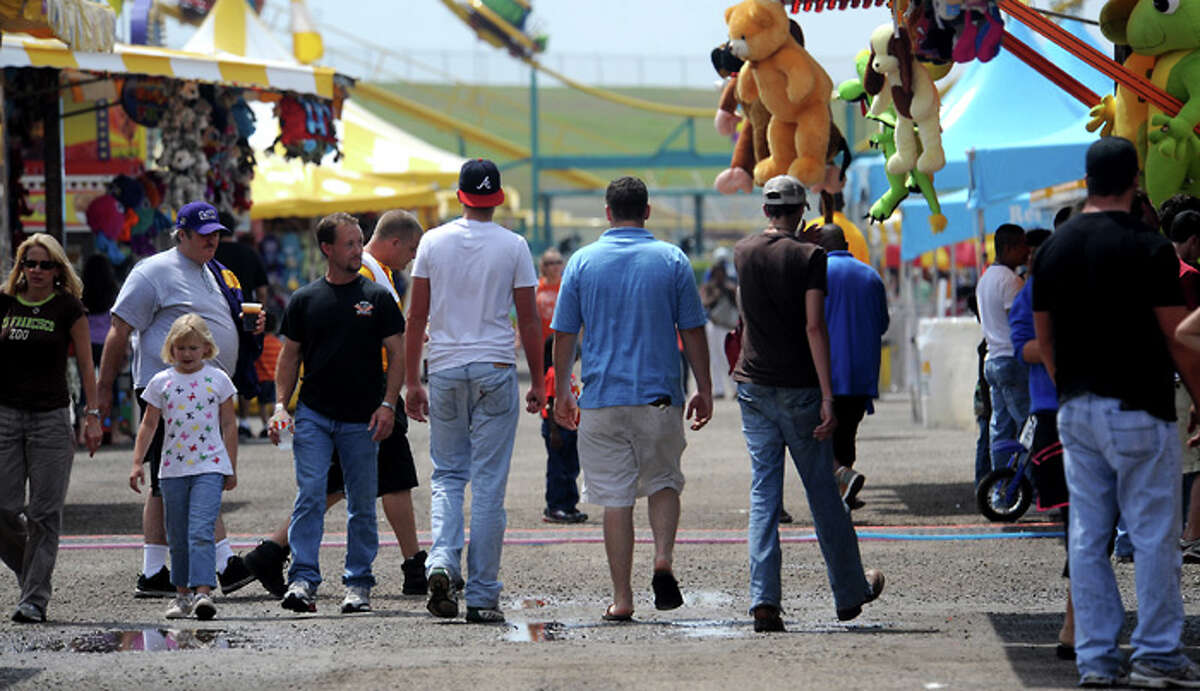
[762,175,806,206]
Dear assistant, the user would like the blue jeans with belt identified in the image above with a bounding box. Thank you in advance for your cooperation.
[736,382,871,615]
[1058,394,1190,681]
[427,362,520,609]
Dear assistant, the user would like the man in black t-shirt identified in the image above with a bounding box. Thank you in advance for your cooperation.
[268,212,404,615]
[731,175,883,633]
[1032,137,1200,687]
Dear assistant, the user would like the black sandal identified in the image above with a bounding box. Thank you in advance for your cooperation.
[651,571,684,611]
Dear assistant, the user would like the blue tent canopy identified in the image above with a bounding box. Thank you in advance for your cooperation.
[967,114,1096,208]
[900,188,1056,259]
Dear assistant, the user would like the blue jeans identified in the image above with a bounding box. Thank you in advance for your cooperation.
[288,404,379,589]
[984,356,1030,467]
[974,415,991,487]
[160,473,224,590]
[736,382,870,614]
[541,417,580,512]
[1058,395,1188,679]
[427,363,520,609]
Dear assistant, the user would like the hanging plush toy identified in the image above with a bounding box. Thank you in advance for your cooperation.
[839,49,947,231]
[864,24,946,177]
[724,0,834,187]
[1095,0,1200,208]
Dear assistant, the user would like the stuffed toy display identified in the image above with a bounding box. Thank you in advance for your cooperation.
[839,49,947,231]
[711,28,852,194]
[1096,0,1200,208]
[865,24,946,177]
[1086,52,1155,168]
[269,95,340,165]
[905,0,1004,65]
[724,0,834,186]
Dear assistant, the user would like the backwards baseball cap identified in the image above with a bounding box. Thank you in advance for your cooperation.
[176,201,228,235]
[457,158,506,208]
[762,175,806,206]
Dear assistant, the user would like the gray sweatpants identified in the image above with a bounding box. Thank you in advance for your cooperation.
[0,404,74,614]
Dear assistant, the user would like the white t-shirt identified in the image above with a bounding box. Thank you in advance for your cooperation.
[411,217,537,373]
[977,264,1024,360]
[140,363,236,478]
[111,248,239,388]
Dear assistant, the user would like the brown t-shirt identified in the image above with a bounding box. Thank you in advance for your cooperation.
[732,231,827,388]
[0,291,84,411]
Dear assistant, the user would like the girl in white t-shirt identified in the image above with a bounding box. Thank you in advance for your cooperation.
[129,313,237,620]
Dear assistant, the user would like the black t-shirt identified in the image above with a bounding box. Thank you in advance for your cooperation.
[732,231,827,388]
[1032,211,1183,421]
[215,241,268,295]
[280,275,404,422]
[0,291,85,411]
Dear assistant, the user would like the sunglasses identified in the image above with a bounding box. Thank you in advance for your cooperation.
[22,259,58,270]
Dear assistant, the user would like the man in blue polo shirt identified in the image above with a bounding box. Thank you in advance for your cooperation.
[817,225,889,510]
[552,176,712,622]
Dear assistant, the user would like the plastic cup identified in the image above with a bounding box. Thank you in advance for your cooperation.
[241,302,262,331]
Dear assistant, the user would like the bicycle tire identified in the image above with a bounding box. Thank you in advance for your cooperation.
[976,466,1033,522]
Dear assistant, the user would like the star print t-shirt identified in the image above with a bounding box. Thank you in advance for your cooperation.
[141,363,236,478]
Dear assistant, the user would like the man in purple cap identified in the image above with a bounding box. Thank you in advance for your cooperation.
[99,201,261,600]
[405,159,545,624]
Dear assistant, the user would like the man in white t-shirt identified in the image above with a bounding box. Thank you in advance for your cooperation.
[976,223,1030,471]
[404,159,545,624]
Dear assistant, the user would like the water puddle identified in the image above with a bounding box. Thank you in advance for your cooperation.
[505,621,567,642]
[35,629,237,653]
[673,620,745,640]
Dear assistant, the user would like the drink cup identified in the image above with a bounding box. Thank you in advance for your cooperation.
[241,302,262,332]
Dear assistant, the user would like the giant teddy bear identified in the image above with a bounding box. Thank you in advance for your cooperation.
[725,0,833,187]
[1096,0,1200,208]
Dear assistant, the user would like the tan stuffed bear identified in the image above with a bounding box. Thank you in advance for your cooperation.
[726,0,833,186]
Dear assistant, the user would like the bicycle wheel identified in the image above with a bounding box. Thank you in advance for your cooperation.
[976,466,1033,522]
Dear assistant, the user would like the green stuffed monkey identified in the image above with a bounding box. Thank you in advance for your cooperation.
[838,50,946,231]
[1101,0,1200,208]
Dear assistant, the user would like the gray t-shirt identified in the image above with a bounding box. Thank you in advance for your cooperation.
[112,247,239,388]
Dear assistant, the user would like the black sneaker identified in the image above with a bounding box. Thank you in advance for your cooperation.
[401,550,429,595]
[243,540,289,597]
[135,566,175,598]
[837,568,885,621]
[543,508,588,524]
[779,508,794,524]
[237,425,252,440]
[751,604,785,633]
[465,606,505,624]
[218,555,255,595]
[281,580,317,613]
[426,568,459,618]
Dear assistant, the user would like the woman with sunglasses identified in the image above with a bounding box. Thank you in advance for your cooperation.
[0,233,102,623]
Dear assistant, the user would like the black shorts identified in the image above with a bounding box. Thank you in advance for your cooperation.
[326,412,418,496]
[1028,411,1068,510]
[832,396,870,467]
[135,387,166,498]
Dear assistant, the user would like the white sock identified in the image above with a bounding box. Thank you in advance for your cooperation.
[143,544,169,576]
[238,416,250,427]
[215,539,235,573]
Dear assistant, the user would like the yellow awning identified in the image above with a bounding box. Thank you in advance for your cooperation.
[251,156,438,219]
[0,33,342,99]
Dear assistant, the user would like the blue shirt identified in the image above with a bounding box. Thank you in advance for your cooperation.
[551,227,707,408]
[825,251,889,404]
[1009,276,1057,413]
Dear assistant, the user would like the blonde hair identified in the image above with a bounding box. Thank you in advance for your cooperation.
[160,313,220,364]
[3,233,83,298]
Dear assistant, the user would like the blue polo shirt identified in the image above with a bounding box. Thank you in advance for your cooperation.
[825,250,889,405]
[551,227,707,409]
[1009,276,1057,413]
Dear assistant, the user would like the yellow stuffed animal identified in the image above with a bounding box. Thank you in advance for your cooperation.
[726,0,833,186]
[864,24,945,177]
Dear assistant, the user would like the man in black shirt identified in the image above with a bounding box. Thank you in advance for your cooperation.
[269,212,404,615]
[1033,137,1200,687]
[732,175,883,633]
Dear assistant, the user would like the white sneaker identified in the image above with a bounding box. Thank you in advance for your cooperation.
[281,580,317,613]
[192,592,216,620]
[164,595,192,619]
[341,585,371,613]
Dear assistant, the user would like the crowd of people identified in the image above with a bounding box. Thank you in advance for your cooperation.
[7,138,1200,685]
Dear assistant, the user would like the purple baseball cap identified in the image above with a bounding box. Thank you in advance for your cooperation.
[176,201,227,235]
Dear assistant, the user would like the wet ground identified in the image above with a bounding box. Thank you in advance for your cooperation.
[2,391,1197,689]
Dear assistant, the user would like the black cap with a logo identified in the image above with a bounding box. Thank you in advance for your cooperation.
[457,158,506,208]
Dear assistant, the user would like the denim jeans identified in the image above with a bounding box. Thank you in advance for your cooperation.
[541,417,580,512]
[1058,395,1188,679]
[984,356,1030,467]
[974,415,991,487]
[427,363,520,609]
[0,405,74,612]
[288,404,379,589]
[736,382,870,614]
[160,472,224,590]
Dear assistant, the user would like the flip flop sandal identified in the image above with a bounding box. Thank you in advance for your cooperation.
[602,604,633,622]
[652,571,684,611]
